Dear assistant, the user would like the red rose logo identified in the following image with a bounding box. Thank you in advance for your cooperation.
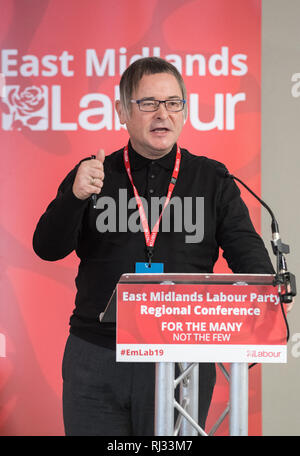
[9,86,45,117]
[1,85,47,130]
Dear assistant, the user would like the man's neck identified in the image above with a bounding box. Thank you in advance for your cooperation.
[129,141,174,160]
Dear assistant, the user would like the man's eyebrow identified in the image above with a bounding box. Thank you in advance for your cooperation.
[140,95,182,100]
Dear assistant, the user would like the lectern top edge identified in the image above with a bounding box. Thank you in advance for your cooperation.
[118,272,275,285]
[100,273,276,323]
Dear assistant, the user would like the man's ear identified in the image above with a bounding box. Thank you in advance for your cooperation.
[115,100,127,125]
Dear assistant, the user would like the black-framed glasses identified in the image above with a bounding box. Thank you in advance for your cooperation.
[131,98,186,112]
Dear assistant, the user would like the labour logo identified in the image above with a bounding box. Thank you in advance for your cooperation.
[1,85,48,130]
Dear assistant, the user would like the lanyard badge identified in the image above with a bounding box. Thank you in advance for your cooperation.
[123,144,181,270]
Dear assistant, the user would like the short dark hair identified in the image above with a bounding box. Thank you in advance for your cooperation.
[119,57,187,118]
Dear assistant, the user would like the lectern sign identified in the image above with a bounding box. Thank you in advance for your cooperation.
[116,283,287,363]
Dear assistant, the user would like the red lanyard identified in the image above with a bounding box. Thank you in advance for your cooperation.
[123,144,181,264]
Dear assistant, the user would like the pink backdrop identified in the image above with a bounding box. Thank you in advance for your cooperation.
[0,0,262,435]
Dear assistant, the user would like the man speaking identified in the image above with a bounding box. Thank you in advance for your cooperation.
[33,57,275,436]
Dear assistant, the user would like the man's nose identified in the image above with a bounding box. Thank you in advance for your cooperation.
[154,102,169,118]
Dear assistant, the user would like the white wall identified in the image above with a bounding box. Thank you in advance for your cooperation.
[262,0,300,436]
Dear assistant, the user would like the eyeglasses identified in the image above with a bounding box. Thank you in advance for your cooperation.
[131,98,186,112]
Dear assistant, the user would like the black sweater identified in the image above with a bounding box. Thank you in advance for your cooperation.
[33,143,274,349]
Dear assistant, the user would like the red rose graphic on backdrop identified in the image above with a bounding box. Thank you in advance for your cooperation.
[1,85,48,130]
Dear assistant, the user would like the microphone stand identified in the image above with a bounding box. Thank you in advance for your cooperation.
[225,172,296,314]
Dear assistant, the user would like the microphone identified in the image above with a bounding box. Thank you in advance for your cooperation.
[90,154,97,209]
[218,166,296,307]
[218,168,280,237]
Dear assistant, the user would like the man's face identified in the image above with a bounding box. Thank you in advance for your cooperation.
[116,72,185,159]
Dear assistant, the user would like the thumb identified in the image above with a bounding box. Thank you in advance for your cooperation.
[96,148,105,163]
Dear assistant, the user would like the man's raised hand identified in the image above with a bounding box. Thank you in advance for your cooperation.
[72,149,105,200]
